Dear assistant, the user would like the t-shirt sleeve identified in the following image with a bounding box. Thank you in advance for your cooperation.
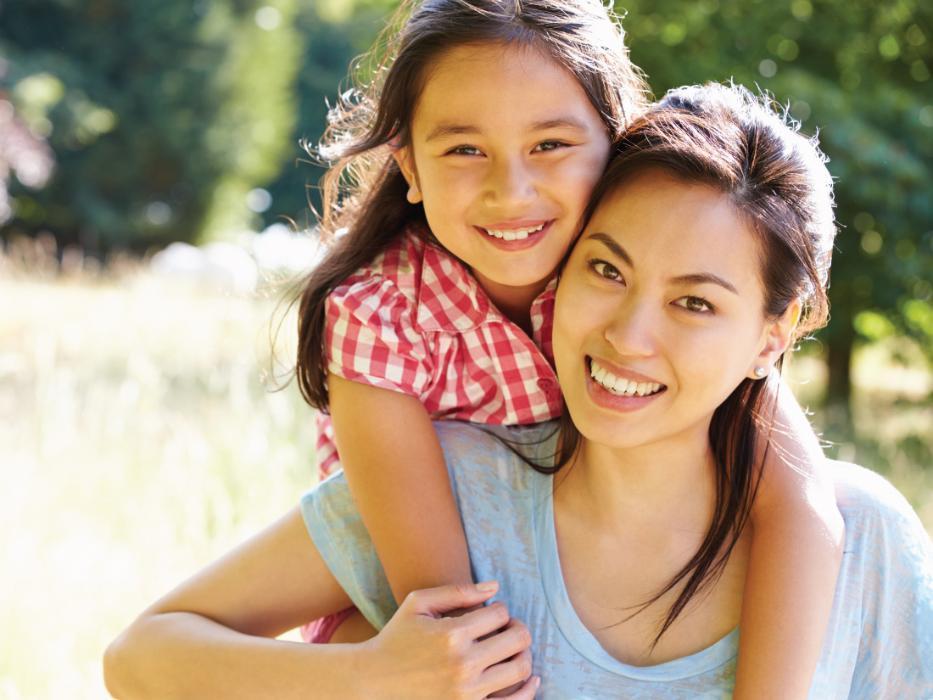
[325,276,433,397]
[299,472,398,631]
[839,466,933,698]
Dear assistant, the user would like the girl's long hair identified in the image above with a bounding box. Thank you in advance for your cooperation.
[294,0,649,410]
[540,83,836,647]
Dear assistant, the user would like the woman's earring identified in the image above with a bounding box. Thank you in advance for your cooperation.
[753,366,768,379]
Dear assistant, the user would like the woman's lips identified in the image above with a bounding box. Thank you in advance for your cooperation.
[585,356,667,412]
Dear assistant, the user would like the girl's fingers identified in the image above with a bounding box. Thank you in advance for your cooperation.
[477,648,535,698]
[473,618,533,670]
[402,582,499,617]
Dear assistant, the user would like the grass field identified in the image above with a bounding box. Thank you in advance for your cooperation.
[1,261,929,699]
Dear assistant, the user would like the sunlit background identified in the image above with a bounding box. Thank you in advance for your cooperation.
[1,0,930,697]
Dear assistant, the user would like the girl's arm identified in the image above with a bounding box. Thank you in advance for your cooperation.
[328,373,474,603]
[733,377,845,699]
[103,508,536,699]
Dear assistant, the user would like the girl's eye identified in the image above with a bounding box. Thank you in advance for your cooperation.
[446,145,482,156]
[533,140,570,153]
[674,296,715,314]
[587,259,624,283]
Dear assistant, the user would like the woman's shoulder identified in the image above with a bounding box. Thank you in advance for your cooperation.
[829,459,925,529]
[433,422,558,496]
[828,459,930,570]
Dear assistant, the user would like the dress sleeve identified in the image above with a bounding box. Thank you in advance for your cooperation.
[325,276,433,397]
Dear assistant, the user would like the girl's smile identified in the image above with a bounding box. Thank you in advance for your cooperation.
[394,42,611,313]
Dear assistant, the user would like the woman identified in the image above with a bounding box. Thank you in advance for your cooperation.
[104,83,932,699]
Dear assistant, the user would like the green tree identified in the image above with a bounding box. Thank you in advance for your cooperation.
[260,1,394,230]
[1,0,302,250]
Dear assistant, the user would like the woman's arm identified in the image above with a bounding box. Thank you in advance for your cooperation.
[733,377,845,699]
[328,373,474,602]
[103,508,536,699]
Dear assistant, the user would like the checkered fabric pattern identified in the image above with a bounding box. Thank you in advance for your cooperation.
[316,229,561,477]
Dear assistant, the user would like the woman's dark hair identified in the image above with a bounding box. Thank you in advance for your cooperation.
[547,82,836,647]
[294,0,649,410]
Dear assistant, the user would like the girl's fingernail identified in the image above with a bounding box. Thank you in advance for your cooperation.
[476,581,498,593]
[534,676,541,688]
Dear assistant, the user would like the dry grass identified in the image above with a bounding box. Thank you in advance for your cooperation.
[1,266,315,699]
[0,251,929,699]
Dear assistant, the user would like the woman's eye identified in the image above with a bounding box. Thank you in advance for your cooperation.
[588,259,623,283]
[446,145,482,156]
[674,296,715,314]
[533,140,570,153]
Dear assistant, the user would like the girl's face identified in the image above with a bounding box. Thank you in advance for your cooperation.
[395,42,610,303]
[553,168,797,452]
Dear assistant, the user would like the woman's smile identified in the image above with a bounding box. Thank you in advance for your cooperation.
[554,167,778,451]
[584,356,667,412]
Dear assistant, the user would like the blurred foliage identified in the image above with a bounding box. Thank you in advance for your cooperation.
[1,0,930,407]
[0,0,302,249]
[262,2,390,230]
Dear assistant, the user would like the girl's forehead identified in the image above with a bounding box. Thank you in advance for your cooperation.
[411,42,600,132]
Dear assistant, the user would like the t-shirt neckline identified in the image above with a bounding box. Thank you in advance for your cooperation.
[532,469,740,681]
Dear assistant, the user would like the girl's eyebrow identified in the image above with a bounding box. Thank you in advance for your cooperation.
[585,232,739,294]
[425,116,589,143]
[425,124,481,142]
[530,117,589,132]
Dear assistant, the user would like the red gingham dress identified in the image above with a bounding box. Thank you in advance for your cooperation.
[315,228,562,479]
[304,229,561,643]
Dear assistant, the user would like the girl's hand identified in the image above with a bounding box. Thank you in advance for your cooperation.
[359,582,539,699]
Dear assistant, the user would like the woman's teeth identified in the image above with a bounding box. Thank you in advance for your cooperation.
[590,359,663,397]
[483,223,545,240]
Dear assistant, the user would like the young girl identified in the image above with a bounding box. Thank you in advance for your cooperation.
[104,82,931,699]
[296,2,842,693]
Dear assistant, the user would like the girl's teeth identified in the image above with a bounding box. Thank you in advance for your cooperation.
[483,223,545,240]
[589,359,663,397]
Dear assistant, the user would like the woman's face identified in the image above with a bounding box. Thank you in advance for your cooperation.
[553,167,794,452]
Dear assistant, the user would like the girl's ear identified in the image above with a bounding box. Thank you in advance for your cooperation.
[392,146,423,204]
[748,300,801,380]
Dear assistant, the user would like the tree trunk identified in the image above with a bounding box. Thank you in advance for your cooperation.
[824,304,856,435]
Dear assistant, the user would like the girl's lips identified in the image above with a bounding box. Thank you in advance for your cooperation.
[474,220,553,251]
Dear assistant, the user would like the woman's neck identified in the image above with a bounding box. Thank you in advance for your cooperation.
[557,427,717,535]
[551,425,748,667]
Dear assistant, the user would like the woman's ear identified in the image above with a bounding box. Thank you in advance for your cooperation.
[748,300,801,380]
[392,146,423,204]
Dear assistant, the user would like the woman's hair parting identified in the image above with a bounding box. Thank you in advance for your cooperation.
[549,81,837,647]
[294,0,649,410]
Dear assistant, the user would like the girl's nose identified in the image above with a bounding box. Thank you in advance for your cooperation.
[483,156,536,209]
[603,299,657,359]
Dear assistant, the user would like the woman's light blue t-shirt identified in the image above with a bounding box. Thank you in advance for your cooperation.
[300,422,933,699]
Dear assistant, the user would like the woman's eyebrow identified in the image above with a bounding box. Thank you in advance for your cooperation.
[586,232,632,266]
[669,273,739,295]
[586,232,739,294]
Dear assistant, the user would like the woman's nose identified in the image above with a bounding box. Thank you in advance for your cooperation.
[603,299,657,358]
